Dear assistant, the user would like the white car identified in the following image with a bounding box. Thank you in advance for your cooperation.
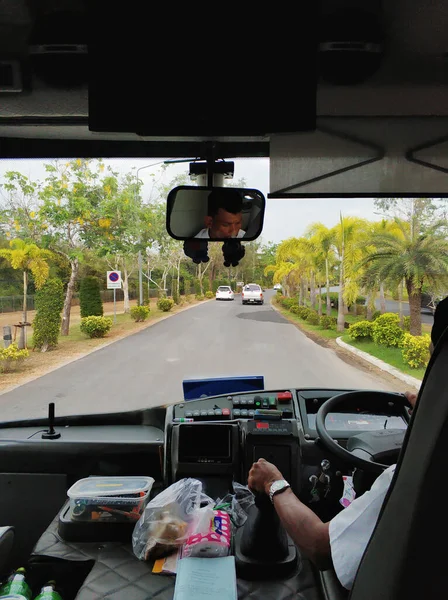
[216,286,235,301]
[242,284,264,305]
[273,283,282,291]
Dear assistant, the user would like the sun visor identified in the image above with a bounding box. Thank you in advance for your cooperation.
[269,117,448,198]
[87,3,317,137]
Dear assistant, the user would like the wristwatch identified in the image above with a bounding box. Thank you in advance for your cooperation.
[268,479,290,503]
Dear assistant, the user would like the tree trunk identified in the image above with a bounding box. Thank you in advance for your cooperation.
[380,282,386,313]
[398,279,404,327]
[310,271,316,310]
[18,271,28,349]
[325,258,331,315]
[318,284,322,316]
[61,258,79,336]
[177,258,181,297]
[299,280,305,306]
[406,279,422,336]
[122,269,130,313]
[366,293,373,321]
[337,255,345,332]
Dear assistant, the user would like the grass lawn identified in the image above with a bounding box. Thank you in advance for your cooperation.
[341,335,426,380]
[275,305,340,340]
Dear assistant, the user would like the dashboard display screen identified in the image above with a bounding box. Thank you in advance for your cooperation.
[179,425,232,462]
[307,413,407,432]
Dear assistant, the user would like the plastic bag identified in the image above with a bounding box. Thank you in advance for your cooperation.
[214,482,254,527]
[132,478,206,561]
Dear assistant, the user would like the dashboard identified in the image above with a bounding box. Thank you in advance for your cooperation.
[167,388,408,501]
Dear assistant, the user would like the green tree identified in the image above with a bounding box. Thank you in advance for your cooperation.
[332,216,369,332]
[79,276,103,318]
[32,278,64,352]
[306,224,336,315]
[0,239,53,347]
[38,159,108,335]
[361,218,448,335]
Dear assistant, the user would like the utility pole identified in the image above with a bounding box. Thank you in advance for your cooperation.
[135,161,166,306]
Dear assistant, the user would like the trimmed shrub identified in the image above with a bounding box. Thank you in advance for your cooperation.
[321,292,339,309]
[195,294,205,301]
[371,310,381,321]
[79,276,103,317]
[374,312,400,326]
[402,316,411,332]
[130,305,150,322]
[348,320,373,341]
[355,295,366,305]
[157,298,174,312]
[298,307,312,320]
[320,315,337,330]
[401,333,431,368]
[32,278,64,351]
[290,305,301,315]
[172,290,180,305]
[80,316,112,338]
[0,343,29,372]
[281,297,298,310]
[205,291,214,299]
[306,310,320,325]
[355,305,367,317]
[194,279,201,295]
[372,313,403,347]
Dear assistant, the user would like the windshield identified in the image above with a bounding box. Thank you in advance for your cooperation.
[0,157,444,422]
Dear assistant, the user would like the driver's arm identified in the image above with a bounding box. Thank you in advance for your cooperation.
[248,459,331,569]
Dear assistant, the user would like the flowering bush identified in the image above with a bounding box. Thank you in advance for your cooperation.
[0,343,29,372]
[401,333,431,368]
[80,316,113,338]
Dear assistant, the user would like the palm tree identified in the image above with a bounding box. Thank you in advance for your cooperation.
[360,218,448,335]
[266,238,310,302]
[332,216,370,332]
[306,224,336,315]
[0,239,53,348]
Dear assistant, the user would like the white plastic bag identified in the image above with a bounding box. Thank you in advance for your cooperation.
[132,478,206,561]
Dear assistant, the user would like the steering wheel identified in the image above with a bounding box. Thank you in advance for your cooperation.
[315,391,409,474]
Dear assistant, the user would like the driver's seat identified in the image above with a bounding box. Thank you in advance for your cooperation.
[349,326,448,599]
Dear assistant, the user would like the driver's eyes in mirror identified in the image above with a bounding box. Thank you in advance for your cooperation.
[166,186,265,242]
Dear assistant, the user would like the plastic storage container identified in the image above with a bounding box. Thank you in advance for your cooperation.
[67,476,154,523]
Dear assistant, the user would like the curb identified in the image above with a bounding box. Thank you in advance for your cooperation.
[0,299,211,398]
[336,337,421,389]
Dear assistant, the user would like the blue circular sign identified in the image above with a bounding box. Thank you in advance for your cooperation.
[109,272,119,282]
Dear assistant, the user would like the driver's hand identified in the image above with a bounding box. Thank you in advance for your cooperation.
[404,390,418,413]
[248,458,284,496]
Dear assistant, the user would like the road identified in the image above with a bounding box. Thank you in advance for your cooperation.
[0,292,404,421]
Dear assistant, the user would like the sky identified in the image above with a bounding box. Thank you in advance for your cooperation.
[0,157,384,244]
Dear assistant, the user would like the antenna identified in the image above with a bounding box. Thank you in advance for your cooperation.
[42,402,61,439]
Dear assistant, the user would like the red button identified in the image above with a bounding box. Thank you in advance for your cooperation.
[256,422,269,429]
[277,392,292,402]
[222,408,230,416]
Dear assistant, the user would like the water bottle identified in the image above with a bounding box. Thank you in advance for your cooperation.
[33,582,63,600]
[0,567,32,600]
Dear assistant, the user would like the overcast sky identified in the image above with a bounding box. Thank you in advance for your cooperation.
[0,157,384,244]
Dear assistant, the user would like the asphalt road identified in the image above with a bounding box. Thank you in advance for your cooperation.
[0,291,403,421]
[375,298,434,324]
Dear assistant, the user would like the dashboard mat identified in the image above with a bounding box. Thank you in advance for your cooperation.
[32,515,321,600]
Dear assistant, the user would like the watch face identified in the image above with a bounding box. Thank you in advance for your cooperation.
[270,479,289,499]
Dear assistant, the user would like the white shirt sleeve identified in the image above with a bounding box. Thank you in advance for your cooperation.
[194,228,210,239]
[329,464,396,590]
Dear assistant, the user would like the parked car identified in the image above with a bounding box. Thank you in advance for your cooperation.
[273,283,282,291]
[216,286,235,301]
[242,284,264,305]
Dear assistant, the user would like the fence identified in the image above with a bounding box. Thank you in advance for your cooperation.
[0,289,145,314]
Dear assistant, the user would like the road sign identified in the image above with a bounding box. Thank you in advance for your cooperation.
[107,271,122,289]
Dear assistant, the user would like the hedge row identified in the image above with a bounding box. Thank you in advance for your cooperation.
[348,313,429,369]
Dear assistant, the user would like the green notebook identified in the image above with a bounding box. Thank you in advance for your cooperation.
[173,556,237,600]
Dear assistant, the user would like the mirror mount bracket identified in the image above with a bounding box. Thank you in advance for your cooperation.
[222,240,245,267]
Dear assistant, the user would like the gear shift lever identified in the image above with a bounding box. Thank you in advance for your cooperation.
[235,492,298,579]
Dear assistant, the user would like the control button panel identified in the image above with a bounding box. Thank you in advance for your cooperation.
[174,391,295,421]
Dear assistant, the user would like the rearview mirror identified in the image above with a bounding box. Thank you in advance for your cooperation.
[166,186,265,241]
